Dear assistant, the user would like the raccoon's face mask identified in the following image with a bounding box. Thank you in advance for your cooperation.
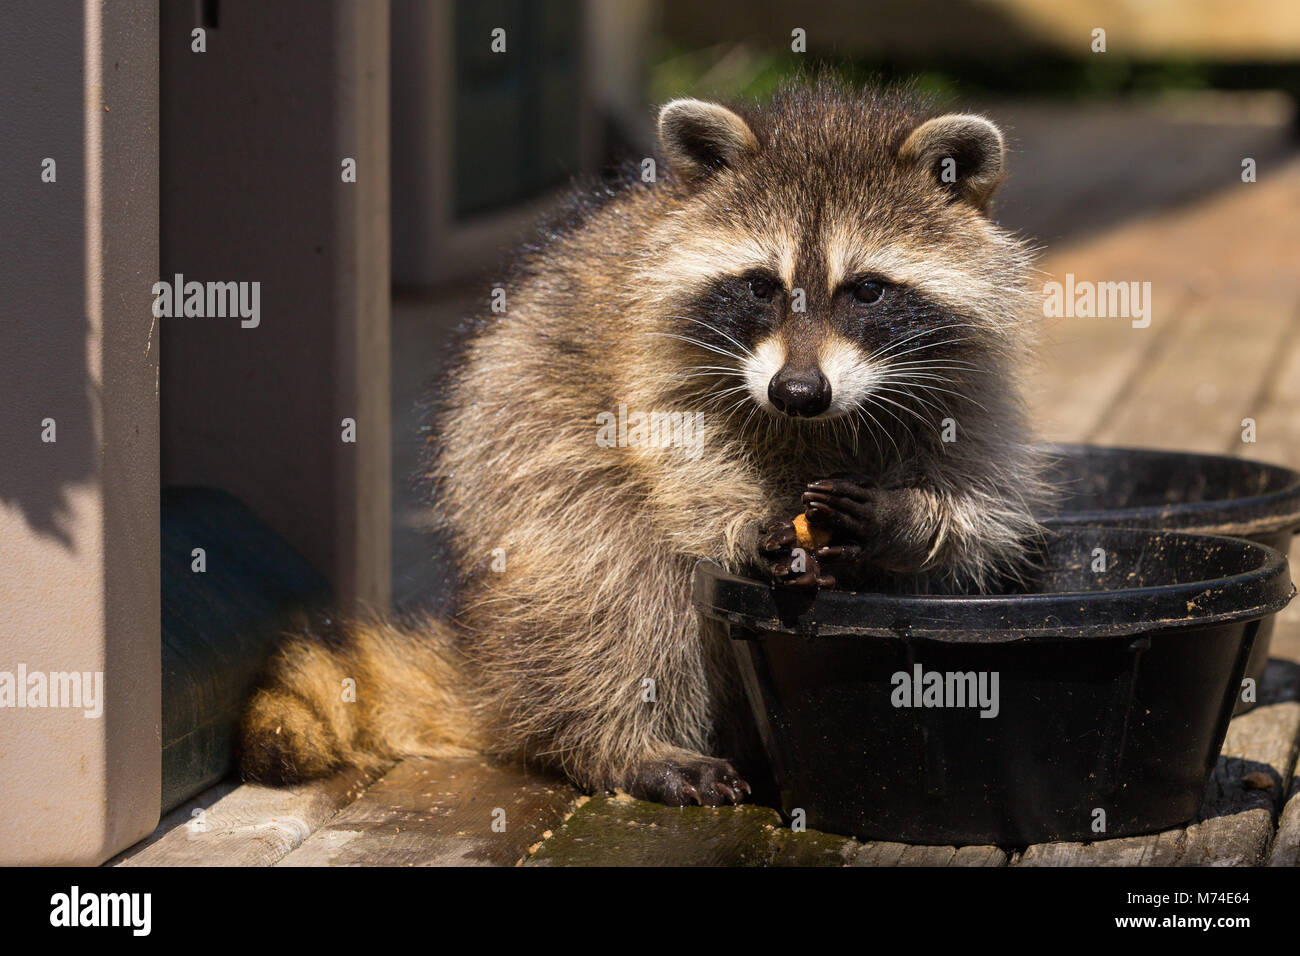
[655,96,1025,431]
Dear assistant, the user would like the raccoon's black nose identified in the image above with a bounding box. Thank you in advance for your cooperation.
[768,368,832,417]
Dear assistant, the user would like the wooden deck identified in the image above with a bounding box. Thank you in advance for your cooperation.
[117,122,1300,867]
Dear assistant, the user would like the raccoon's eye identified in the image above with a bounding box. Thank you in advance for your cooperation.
[747,274,778,302]
[852,279,886,305]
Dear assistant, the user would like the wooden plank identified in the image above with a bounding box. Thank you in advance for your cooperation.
[853,842,1008,867]
[1268,777,1300,866]
[1027,156,1300,302]
[1027,288,1181,443]
[849,842,908,866]
[526,793,780,866]
[108,781,239,865]
[1016,831,1183,867]
[1089,297,1297,452]
[278,757,578,866]
[766,827,861,866]
[1025,220,1190,443]
[1179,811,1273,866]
[895,845,962,867]
[991,100,1297,250]
[1177,650,1300,866]
[950,845,1010,867]
[1059,156,1300,454]
[1267,605,1300,694]
[1028,156,1300,446]
[525,792,859,866]
[112,767,379,866]
[1239,308,1300,469]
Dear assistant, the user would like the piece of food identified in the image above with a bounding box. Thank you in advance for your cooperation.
[792,513,831,551]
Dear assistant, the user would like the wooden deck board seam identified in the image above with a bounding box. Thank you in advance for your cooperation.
[1224,295,1300,455]
[1080,289,1192,443]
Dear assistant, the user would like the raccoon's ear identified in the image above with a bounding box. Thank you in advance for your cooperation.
[900,113,1006,211]
[658,99,758,183]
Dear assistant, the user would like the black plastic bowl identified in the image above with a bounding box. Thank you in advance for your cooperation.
[1040,444,1300,712]
[694,527,1293,846]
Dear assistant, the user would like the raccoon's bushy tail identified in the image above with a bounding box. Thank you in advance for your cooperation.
[237,612,488,785]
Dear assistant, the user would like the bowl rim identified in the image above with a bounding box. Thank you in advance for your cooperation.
[693,526,1295,642]
[1039,442,1300,537]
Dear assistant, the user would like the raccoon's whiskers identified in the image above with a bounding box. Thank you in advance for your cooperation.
[885,360,980,372]
[722,392,754,421]
[682,364,745,376]
[738,400,763,440]
[650,332,745,363]
[874,384,947,420]
[868,389,942,439]
[883,374,967,390]
[715,395,754,437]
[865,323,983,363]
[703,382,751,399]
[865,325,944,362]
[852,402,895,463]
[679,316,754,360]
[868,323,987,369]
[877,338,978,364]
[893,379,989,413]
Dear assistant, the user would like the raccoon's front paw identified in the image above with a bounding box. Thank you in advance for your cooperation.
[626,755,751,807]
[757,517,835,590]
[802,480,933,574]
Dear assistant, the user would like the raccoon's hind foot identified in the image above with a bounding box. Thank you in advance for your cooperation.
[757,517,834,590]
[626,753,751,807]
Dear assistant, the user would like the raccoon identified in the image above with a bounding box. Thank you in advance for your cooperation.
[239,80,1049,806]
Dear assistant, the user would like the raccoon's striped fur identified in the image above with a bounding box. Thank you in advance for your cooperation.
[239,80,1051,805]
